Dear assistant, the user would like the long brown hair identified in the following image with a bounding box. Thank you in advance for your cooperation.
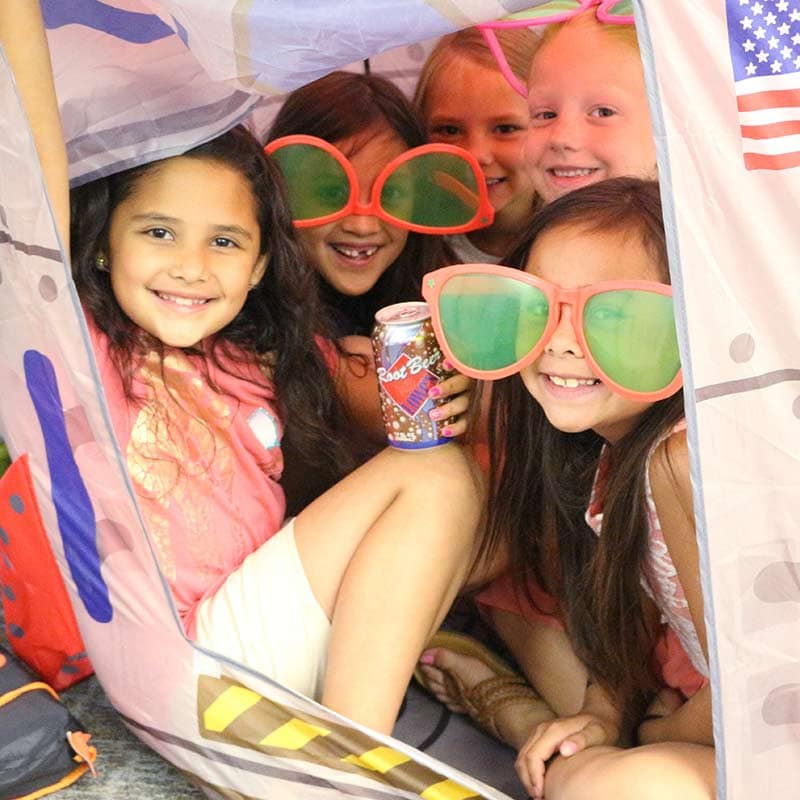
[70,125,358,488]
[267,71,451,336]
[485,178,684,725]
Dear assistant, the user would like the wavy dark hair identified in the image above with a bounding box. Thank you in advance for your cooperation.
[483,178,685,729]
[267,70,452,336]
[70,125,356,485]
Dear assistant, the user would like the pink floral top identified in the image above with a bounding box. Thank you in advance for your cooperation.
[585,419,709,680]
[88,317,286,635]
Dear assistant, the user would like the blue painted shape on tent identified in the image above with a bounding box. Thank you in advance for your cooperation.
[41,0,173,45]
[23,349,112,623]
[171,15,189,47]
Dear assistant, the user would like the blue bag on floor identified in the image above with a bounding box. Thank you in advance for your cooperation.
[0,645,96,800]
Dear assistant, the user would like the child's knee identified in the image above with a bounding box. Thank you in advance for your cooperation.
[545,746,714,800]
[384,442,480,491]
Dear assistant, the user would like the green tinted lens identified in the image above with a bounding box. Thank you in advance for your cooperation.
[381,152,488,229]
[503,1,581,21]
[606,0,634,17]
[583,290,679,393]
[438,275,549,372]
[269,143,350,221]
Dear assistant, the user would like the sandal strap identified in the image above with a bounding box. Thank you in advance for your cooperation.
[462,675,542,743]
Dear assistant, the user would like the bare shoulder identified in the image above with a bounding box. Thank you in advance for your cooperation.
[648,427,693,524]
[648,425,708,652]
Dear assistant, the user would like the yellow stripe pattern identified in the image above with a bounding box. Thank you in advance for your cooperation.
[342,746,411,773]
[421,779,481,800]
[260,719,331,749]
[203,685,262,732]
[197,675,487,800]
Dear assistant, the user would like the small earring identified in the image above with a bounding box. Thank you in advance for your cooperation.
[95,254,108,272]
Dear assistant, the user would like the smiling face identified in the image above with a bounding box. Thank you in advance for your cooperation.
[424,54,534,249]
[520,223,660,442]
[294,128,410,297]
[106,156,267,349]
[525,21,657,204]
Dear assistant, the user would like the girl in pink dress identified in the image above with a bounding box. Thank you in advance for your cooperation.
[3,0,483,736]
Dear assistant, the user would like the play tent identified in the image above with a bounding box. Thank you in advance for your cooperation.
[0,1,798,798]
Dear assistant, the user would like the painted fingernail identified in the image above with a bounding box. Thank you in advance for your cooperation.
[428,386,442,398]
[442,427,453,437]
[443,359,454,371]
[429,409,443,421]
[419,652,435,665]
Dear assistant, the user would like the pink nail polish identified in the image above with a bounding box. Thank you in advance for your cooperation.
[429,409,443,421]
[419,652,435,665]
[442,427,453,437]
[443,359,454,371]
[428,386,442,399]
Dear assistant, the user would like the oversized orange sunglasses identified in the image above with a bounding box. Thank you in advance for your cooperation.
[265,134,494,234]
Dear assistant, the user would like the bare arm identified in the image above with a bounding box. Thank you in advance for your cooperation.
[0,1,69,248]
[335,335,386,445]
[516,681,622,799]
[642,430,714,746]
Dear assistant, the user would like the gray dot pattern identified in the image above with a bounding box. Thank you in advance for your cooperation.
[729,332,755,363]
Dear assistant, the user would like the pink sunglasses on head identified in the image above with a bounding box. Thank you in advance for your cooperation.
[478,0,635,97]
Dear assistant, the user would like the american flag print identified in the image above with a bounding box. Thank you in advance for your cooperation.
[727,0,800,169]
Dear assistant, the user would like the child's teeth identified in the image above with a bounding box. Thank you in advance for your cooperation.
[552,168,594,177]
[334,245,378,258]
[550,375,596,388]
[159,293,206,306]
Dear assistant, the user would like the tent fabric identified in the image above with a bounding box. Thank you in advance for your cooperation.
[42,0,533,184]
[639,3,800,798]
[0,1,799,799]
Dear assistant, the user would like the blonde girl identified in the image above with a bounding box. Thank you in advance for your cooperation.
[414,27,541,262]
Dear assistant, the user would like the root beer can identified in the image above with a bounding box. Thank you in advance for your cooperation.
[372,301,450,450]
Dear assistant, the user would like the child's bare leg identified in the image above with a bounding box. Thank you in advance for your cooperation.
[543,743,715,800]
[488,607,588,716]
[294,443,482,733]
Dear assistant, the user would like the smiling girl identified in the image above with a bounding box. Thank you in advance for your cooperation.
[525,11,656,203]
[414,27,540,262]
[418,179,714,799]
[3,0,485,736]
[266,71,454,338]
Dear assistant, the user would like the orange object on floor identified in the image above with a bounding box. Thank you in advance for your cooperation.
[0,454,93,689]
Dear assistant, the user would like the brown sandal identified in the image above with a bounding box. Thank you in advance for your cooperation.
[415,630,546,745]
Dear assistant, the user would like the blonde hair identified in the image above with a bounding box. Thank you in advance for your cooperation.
[537,9,640,60]
[414,27,540,116]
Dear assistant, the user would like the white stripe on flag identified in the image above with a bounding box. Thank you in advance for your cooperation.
[739,106,800,125]
[735,71,800,96]
[741,132,800,154]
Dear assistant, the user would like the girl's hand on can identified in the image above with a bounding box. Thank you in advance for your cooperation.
[428,368,473,438]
